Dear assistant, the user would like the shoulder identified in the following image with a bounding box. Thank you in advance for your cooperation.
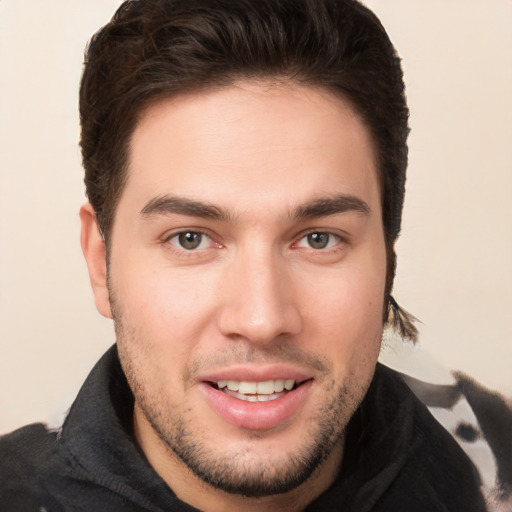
[0,422,57,474]
[0,423,65,511]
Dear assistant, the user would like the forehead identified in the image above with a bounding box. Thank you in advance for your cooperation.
[124,81,380,215]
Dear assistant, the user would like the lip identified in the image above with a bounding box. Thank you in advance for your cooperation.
[199,378,313,430]
[199,364,312,384]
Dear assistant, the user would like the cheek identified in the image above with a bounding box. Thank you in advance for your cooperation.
[111,255,216,330]
[300,262,385,366]
[111,270,202,397]
[311,287,384,347]
[110,264,230,388]
[304,255,386,322]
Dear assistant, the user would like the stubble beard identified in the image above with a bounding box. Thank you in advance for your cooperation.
[139,375,355,497]
[110,291,371,498]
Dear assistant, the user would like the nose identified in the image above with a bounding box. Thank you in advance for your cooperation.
[217,249,302,345]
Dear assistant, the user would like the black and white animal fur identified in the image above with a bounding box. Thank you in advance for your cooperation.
[380,334,512,511]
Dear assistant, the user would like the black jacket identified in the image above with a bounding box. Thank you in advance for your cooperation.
[0,346,486,511]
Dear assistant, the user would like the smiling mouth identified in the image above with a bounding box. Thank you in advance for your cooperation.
[209,379,306,402]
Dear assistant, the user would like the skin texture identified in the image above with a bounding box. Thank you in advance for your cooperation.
[80,81,388,512]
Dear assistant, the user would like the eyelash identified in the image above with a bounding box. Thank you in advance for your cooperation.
[293,231,343,251]
[163,229,345,256]
[164,230,221,257]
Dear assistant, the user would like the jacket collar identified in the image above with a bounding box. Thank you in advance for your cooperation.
[59,345,415,511]
[60,345,188,510]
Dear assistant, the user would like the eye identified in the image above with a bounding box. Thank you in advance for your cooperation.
[168,231,211,251]
[296,232,340,250]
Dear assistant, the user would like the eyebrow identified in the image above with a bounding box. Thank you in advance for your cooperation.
[292,194,371,221]
[140,195,232,221]
[140,193,370,222]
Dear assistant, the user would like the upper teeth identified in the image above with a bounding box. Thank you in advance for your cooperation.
[217,379,295,395]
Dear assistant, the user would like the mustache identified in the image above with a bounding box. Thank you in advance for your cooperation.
[184,341,331,381]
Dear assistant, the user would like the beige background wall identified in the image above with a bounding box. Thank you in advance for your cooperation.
[1,0,510,434]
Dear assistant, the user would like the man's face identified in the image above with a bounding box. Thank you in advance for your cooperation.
[102,82,387,496]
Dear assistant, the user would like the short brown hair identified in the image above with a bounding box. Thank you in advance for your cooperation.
[80,0,416,338]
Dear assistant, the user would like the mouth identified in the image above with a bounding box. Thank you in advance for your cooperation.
[201,375,314,430]
[208,378,305,402]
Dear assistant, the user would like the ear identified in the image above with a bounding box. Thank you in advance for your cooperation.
[79,203,112,319]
